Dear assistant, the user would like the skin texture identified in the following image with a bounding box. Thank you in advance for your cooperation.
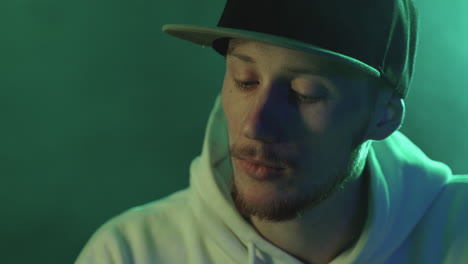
[221,39,404,264]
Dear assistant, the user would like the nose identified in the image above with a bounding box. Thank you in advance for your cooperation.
[241,82,288,143]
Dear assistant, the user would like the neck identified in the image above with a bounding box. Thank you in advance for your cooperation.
[249,166,369,264]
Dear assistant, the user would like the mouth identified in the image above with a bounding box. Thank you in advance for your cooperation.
[238,157,285,169]
[235,157,287,181]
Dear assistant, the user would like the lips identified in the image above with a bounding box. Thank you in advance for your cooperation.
[235,157,287,180]
[240,157,285,169]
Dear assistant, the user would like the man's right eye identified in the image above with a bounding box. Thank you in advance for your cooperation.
[234,80,258,89]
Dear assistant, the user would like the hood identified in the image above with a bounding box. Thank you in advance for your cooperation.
[188,93,451,264]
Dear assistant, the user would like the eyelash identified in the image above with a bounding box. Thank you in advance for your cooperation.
[234,80,325,104]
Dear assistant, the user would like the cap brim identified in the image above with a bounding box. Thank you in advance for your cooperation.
[162,24,380,78]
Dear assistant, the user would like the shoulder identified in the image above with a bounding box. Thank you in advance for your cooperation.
[372,131,440,167]
[114,188,193,228]
[427,175,468,261]
[434,174,468,213]
[104,188,195,241]
[371,131,452,184]
[427,174,468,212]
[75,189,194,264]
[414,175,468,259]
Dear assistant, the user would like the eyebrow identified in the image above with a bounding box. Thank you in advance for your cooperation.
[227,52,324,75]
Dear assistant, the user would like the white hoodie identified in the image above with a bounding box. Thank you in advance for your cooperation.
[75,93,468,264]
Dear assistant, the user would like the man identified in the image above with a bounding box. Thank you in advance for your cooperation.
[75,0,468,263]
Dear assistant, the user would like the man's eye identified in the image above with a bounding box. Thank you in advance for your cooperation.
[234,80,258,89]
[234,80,325,104]
[292,92,325,104]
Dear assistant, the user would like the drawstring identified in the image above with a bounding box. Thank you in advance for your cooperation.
[247,241,257,264]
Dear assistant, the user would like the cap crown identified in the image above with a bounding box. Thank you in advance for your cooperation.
[212,0,419,98]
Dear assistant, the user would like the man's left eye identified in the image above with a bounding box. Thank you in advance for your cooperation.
[234,80,325,104]
[286,89,327,104]
[292,92,325,104]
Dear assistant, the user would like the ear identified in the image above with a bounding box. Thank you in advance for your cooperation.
[367,91,405,141]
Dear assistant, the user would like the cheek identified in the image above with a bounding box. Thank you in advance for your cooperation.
[221,83,242,138]
[300,98,367,155]
[298,98,340,135]
[327,96,368,133]
[321,100,370,155]
[221,82,235,119]
[299,106,330,133]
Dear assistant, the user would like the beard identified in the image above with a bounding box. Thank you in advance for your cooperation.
[230,129,370,224]
[231,171,346,224]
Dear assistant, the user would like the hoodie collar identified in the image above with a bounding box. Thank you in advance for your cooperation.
[332,132,450,263]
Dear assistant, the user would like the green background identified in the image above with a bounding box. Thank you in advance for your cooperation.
[0,0,466,263]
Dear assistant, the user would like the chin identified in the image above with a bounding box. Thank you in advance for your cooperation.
[231,174,316,223]
[230,164,352,223]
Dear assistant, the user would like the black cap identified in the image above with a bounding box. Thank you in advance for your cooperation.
[163,0,419,99]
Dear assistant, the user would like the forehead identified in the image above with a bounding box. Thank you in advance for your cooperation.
[226,39,372,81]
[227,39,329,66]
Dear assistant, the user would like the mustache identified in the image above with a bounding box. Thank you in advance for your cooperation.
[229,143,299,170]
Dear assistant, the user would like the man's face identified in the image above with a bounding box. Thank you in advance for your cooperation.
[222,39,377,223]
